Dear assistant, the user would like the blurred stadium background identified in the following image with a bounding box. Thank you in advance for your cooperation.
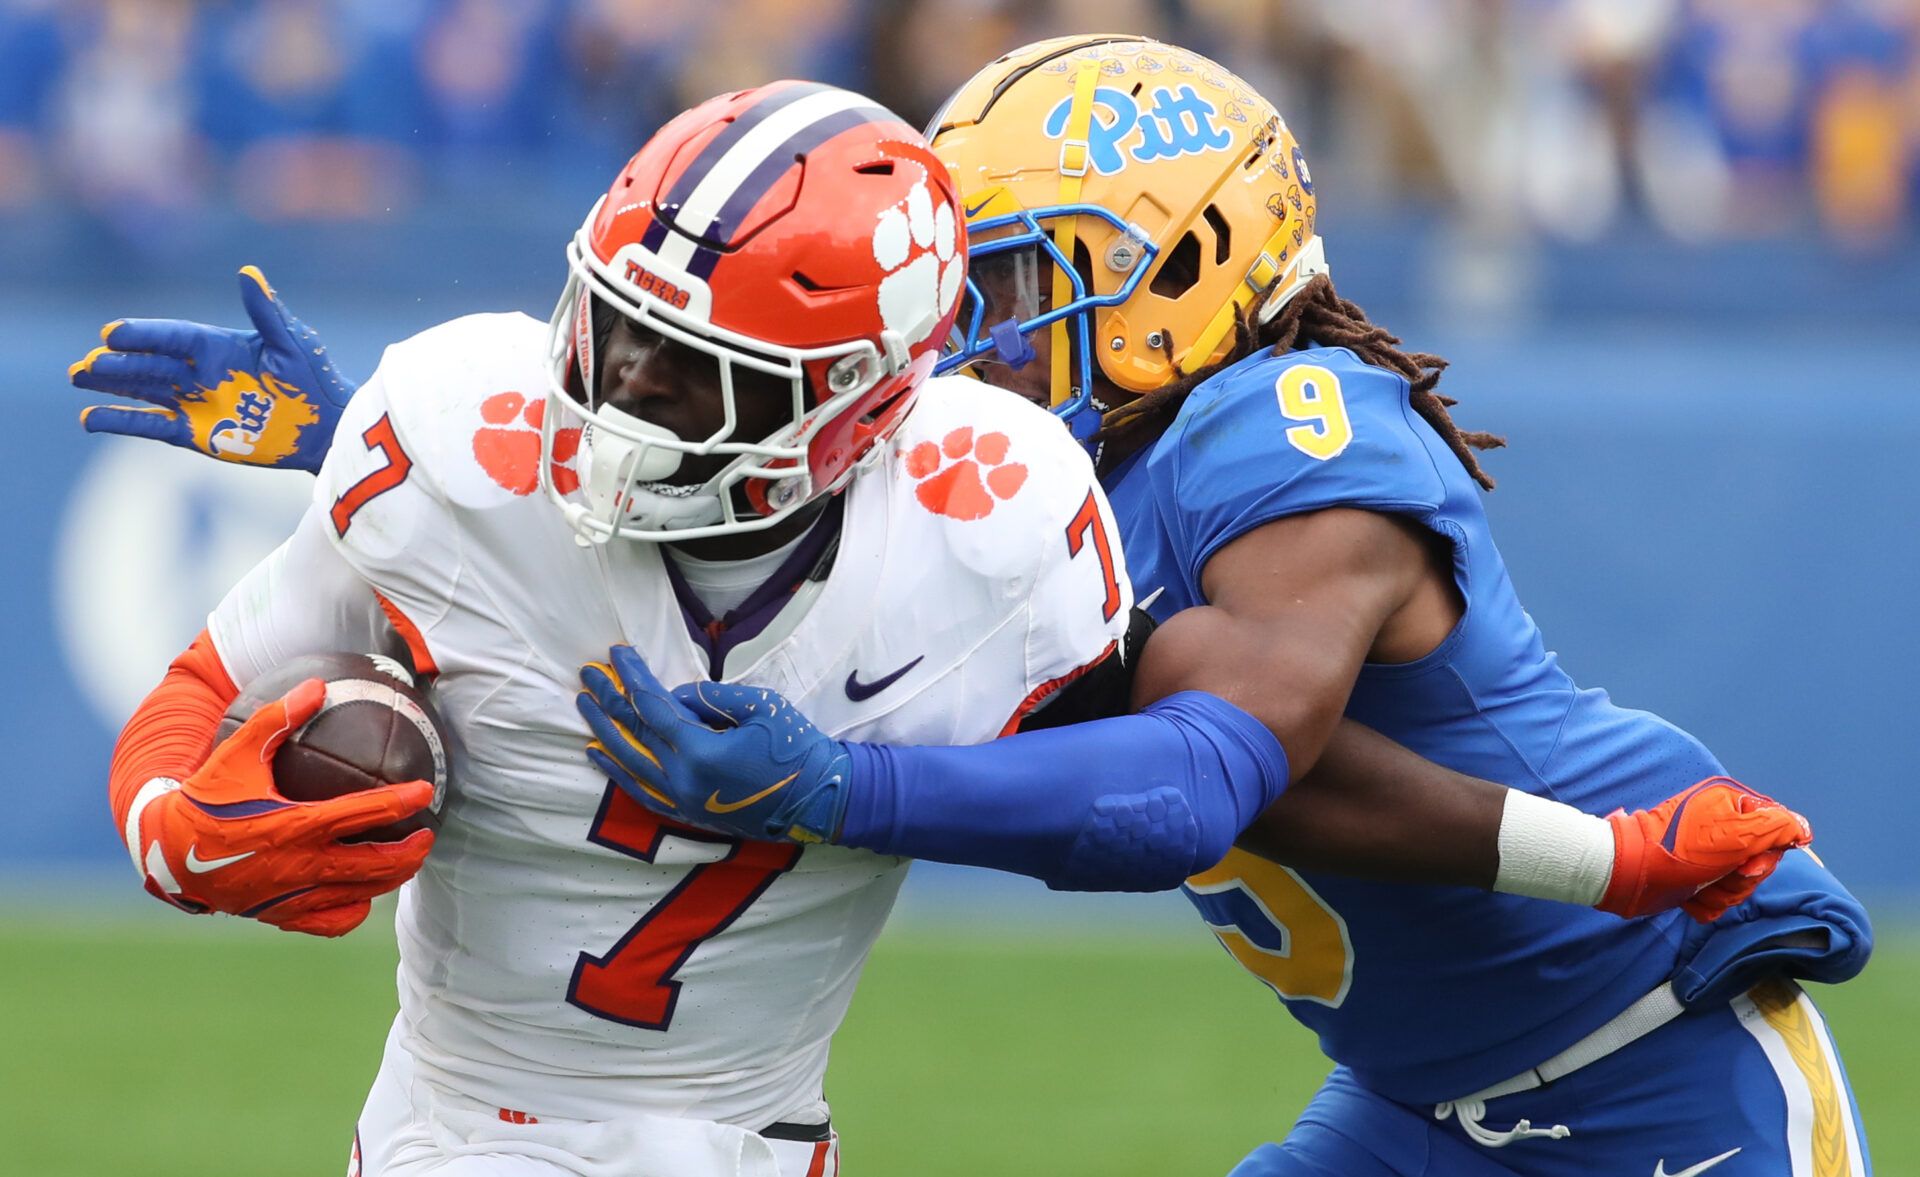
[2,0,1917,1173]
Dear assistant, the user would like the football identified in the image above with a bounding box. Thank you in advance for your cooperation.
[215,652,450,843]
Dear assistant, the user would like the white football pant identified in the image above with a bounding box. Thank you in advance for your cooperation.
[348,1021,840,1177]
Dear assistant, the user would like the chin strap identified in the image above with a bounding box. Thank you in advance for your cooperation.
[1049,62,1099,414]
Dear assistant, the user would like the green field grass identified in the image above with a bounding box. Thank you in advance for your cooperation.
[3,910,1913,1175]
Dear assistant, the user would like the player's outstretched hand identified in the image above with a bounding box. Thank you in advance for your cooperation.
[577,645,852,844]
[124,678,436,937]
[70,266,356,473]
[1599,776,1812,923]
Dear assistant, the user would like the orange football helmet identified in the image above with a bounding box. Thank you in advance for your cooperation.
[544,82,967,543]
[930,35,1325,433]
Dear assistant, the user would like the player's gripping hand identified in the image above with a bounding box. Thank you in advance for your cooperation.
[70,265,355,473]
[1600,776,1812,923]
[576,645,851,843]
[123,678,436,937]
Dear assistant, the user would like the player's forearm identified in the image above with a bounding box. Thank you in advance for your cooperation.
[1237,720,1616,905]
[837,690,1288,892]
[1235,719,1504,888]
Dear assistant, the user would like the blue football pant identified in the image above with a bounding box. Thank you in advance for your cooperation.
[1230,979,1869,1177]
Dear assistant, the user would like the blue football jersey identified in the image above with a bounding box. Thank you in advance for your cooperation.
[1105,346,1735,1104]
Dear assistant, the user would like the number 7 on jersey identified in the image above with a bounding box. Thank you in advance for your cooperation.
[1067,489,1122,622]
[568,784,802,1030]
[330,413,412,536]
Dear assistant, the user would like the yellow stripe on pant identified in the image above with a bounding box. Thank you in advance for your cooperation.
[1744,979,1863,1177]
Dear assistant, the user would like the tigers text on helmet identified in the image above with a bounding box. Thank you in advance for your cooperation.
[929,35,1326,433]
[543,81,967,544]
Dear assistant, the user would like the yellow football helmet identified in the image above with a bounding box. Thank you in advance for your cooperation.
[930,34,1325,433]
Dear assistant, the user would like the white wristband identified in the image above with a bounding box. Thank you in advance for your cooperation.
[1493,790,1615,906]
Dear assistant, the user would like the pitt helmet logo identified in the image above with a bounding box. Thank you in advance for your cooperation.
[1043,84,1232,176]
[623,259,691,310]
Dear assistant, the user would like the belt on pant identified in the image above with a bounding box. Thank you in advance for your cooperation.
[1433,981,1686,1148]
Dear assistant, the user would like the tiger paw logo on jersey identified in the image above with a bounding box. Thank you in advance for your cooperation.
[904,426,1027,521]
[1043,82,1232,175]
[187,371,320,465]
[873,168,963,347]
[473,392,580,495]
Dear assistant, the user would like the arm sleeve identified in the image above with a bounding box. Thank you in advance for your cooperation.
[106,631,235,835]
[111,506,396,839]
[837,690,1288,892]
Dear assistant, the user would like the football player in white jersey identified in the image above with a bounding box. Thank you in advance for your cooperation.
[80,81,1811,1177]
[99,82,1148,1177]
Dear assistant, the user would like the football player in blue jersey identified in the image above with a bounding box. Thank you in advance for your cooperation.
[573,40,1871,1177]
[65,53,1864,1176]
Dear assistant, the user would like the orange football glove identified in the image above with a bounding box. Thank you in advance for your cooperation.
[1598,776,1812,924]
[122,678,436,937]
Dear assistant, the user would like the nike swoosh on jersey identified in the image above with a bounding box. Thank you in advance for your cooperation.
[962,197,996,220]
[706,772,800,815]
[185,846,255,873]
[845,655,924,702]
[1653,1147,1741,1177]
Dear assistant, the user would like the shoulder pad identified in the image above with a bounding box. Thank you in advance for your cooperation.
[310,313,549,610]
[890,375,1108,581]
[360,313,551,505]
[884,375,1132,705]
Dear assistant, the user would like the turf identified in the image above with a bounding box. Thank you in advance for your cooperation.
[2,911,1912,1175]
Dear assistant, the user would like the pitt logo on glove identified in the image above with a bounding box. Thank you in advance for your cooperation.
[70,265,356,472]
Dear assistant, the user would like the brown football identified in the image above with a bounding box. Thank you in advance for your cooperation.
[215,652,450,843]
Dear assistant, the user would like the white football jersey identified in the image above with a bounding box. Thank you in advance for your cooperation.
[207,312,1131,1129]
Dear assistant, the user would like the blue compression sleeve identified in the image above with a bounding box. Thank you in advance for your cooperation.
[837,691,1288,892]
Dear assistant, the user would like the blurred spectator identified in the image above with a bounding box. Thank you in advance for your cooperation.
[413,0,563,153]
[869,0,1027,126]
[0,0,65,208]
[0,0,1914,251]
[197,0,417,220]
[1815,60,1909,243]
[675,0,863,108]
[554,0,702,177]
[1807,0,1913,244]
[50,0,204,235]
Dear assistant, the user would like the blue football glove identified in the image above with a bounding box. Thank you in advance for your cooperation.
[575,644,852,844]
[70,265,356,472]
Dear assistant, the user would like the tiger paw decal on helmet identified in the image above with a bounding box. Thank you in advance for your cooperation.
[904,426,1028,521]
[873,168,963,347]
[473,392,580,496]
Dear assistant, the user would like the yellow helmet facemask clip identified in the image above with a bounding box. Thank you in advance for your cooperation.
[1047,62,1100,412]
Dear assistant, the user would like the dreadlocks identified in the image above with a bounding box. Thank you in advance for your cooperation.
[1096,274,1504,490]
